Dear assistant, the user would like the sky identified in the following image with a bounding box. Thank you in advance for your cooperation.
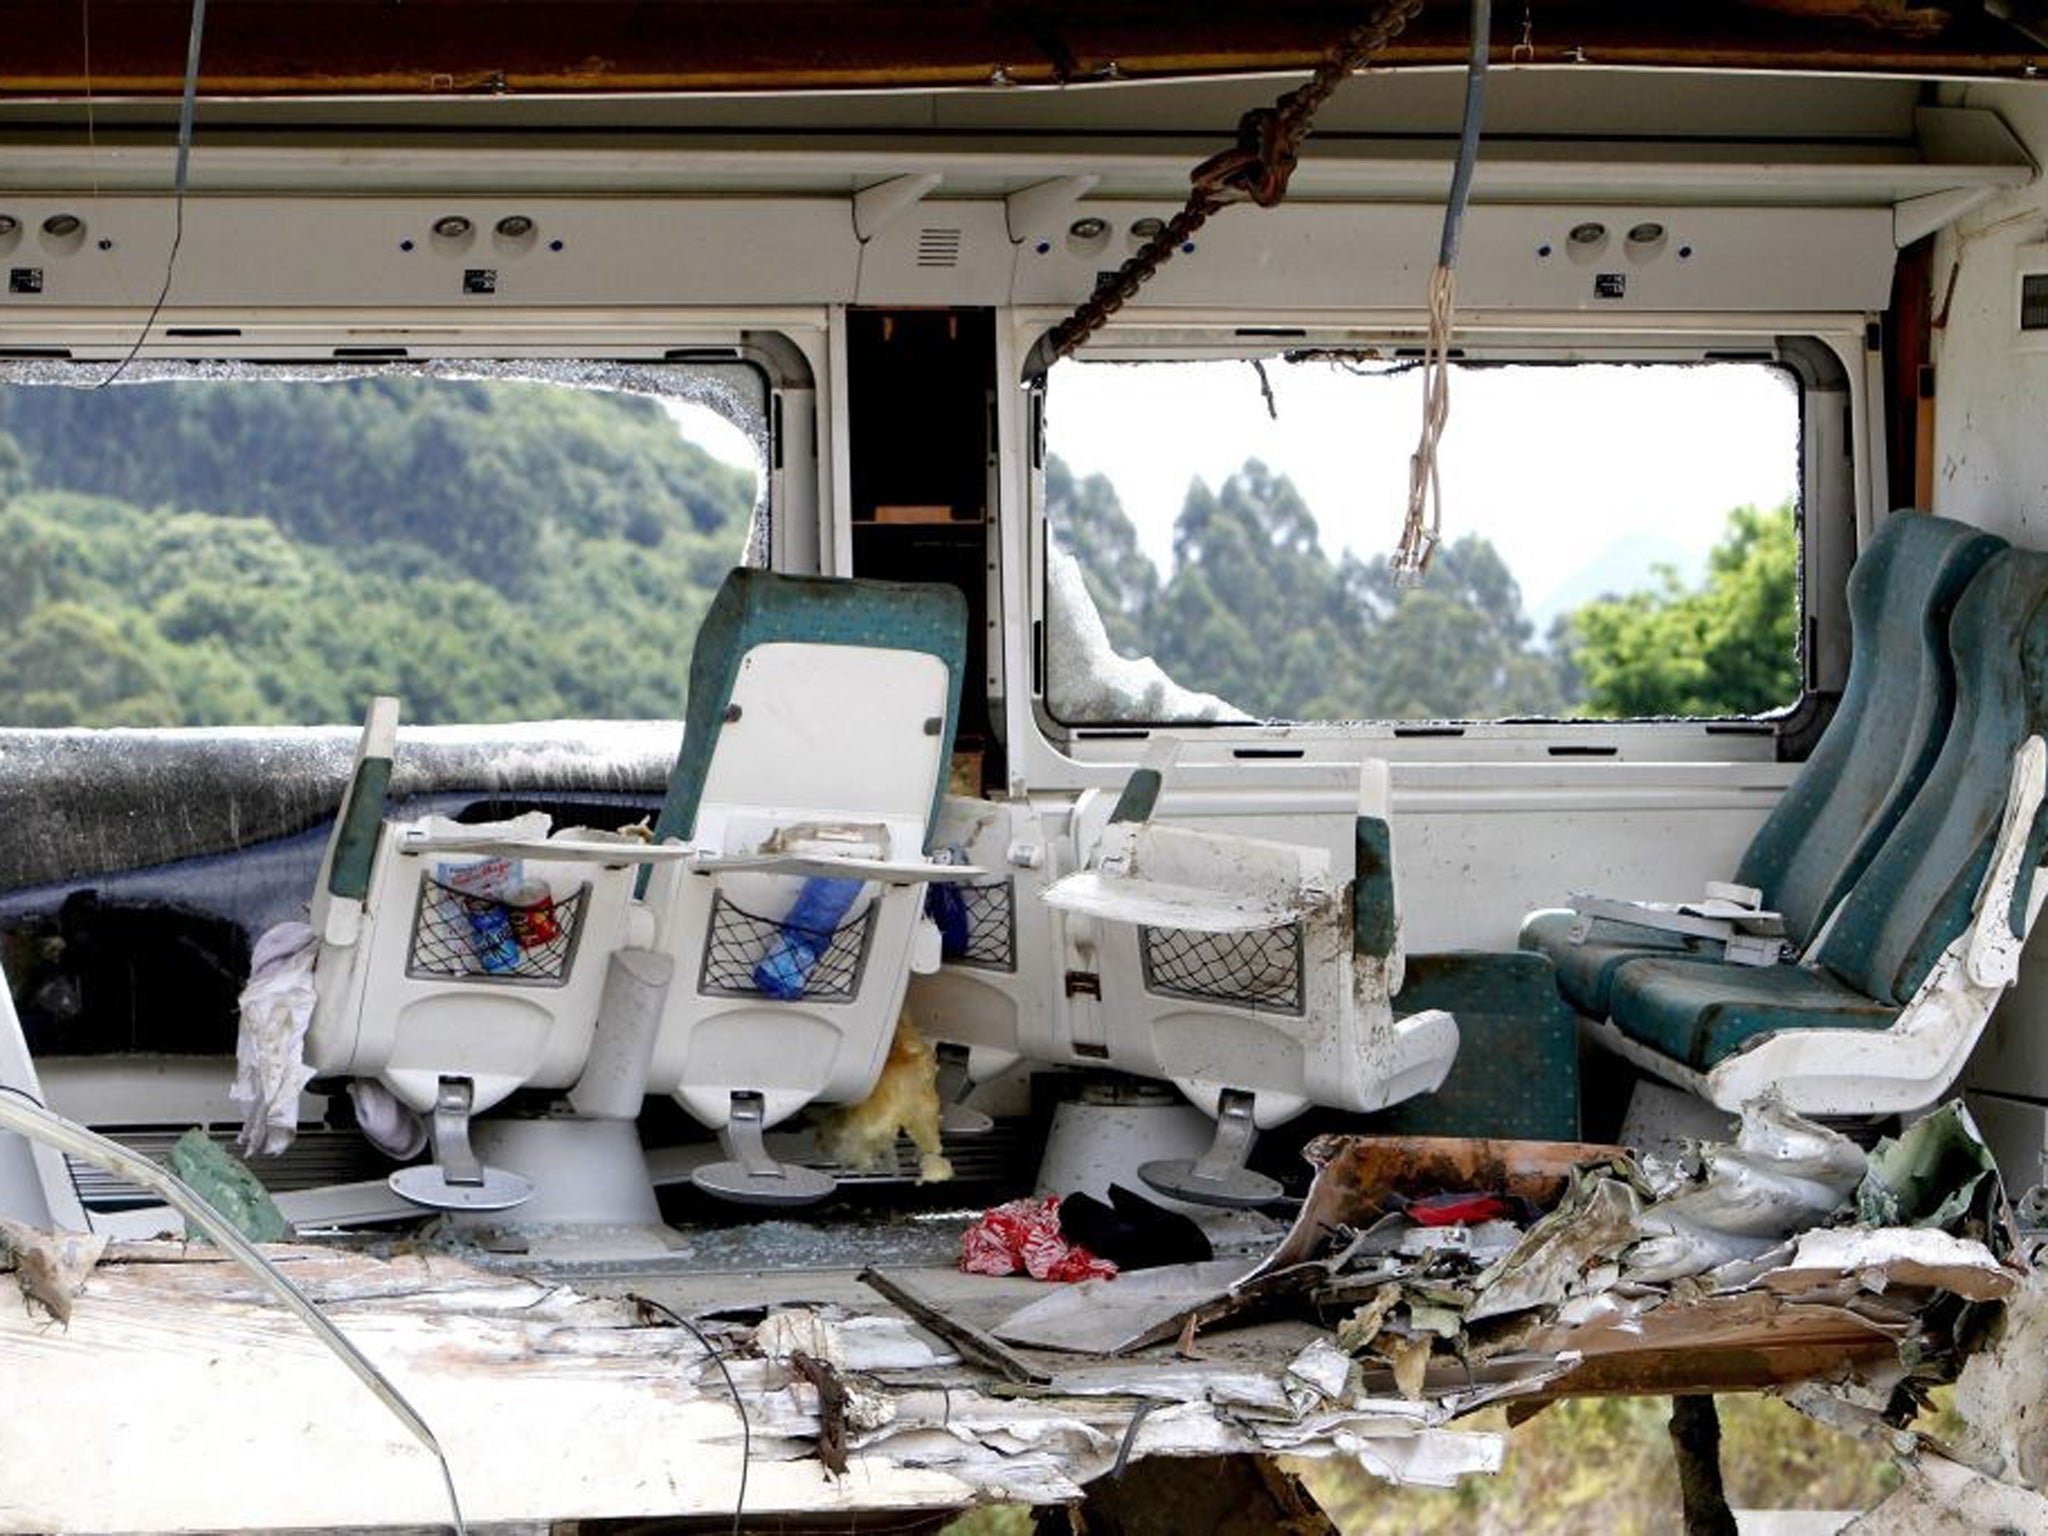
[664,358,1802,629]
[1043,359,1801,628]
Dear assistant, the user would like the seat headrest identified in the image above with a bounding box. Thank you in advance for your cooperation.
[651,568,969,848]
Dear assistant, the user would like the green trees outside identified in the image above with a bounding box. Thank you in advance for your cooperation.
[0,379,757,726]
[1048,450,1799,723]
[1560,503,1800,718]
[0,375,1796,729]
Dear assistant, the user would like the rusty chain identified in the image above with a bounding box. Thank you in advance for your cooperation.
[1039,0,1430,365]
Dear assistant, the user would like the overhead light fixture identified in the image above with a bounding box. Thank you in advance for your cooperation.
[494,215,534,238]
[1568,221,1606,246]
[1069,217,1109,240]
[41,213,82,238]
[431,215,473,239]
[0,216,17,237]
[1627,221,1666,245]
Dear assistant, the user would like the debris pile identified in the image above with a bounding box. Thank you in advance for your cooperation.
[993,1095,2023,1425]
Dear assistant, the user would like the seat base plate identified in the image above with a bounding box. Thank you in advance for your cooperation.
[1138,1157,1284,1209]
[691,1159,836,1207]
[388,1164,535,1212]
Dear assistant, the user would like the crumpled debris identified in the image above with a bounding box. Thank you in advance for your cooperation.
[1628,1094,1868,1283]
[0,1218,107,1325]
[1857,1100,2004,1241]
[230,921,320,1157]
[1466,1162,1646,1322]
[961,1196,1116,1282]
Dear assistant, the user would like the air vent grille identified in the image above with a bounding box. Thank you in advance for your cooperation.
[916,227,963,268]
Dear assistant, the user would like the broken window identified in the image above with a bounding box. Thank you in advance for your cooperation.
[0,361,767,728]
[1042,355,1803,726]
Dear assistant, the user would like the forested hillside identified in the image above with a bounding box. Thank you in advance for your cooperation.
[1046,452,1798,722]
[0,379,757,725]
[0,375,1793,729]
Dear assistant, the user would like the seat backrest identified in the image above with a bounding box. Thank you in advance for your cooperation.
[1735,512,2004,946]
[1818,546,2048,1005]
[649,569,968,853]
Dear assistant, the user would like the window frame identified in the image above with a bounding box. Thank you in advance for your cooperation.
[1021,322,1859,764]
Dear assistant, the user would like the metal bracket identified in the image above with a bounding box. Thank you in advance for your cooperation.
[1139,1088,1284,1208]
[386,1075,534,1212]
[934,1042,993,1136]
[691,1090,836,1206]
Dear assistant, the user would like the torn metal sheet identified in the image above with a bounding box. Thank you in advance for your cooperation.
[1857,1099,2006,1236]
[1761,1226,2019,1304]
[1629,1095,1868,1283]
[993,1258,1251,1355]
[1465,1171,1643,1323]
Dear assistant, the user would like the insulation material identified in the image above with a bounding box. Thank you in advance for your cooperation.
[813,1011,953,1183]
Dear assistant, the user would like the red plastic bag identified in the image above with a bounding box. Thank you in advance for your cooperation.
[959,1195,1117,1282]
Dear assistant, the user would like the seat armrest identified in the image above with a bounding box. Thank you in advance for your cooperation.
[397,831,698,867]
[686,850,984,884]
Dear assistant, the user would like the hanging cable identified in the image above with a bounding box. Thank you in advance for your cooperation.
[1029,0,1427,374]
[1391,0,1491,586]
[98,0,205,388]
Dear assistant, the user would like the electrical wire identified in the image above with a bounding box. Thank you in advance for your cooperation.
[631,1293,751,1535]
[98,0,206,388]
[1391,0,1491,586]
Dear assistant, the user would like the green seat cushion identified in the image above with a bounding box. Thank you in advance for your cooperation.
[1608,955,1898,1070]
[1360,951,1581,1141]
[1519,907,1715,1016]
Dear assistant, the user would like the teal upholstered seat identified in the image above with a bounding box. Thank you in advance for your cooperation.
[650,567,967,851]
[1523,511,2004,1016]
[1609,545,2048,1070]
[1607,955,1897,1066]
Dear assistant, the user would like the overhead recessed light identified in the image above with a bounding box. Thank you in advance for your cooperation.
[41,213,82,238]
[1627,221,1667,244]
[495,215,534,238]
[1568,221,1607,246]
[0,216,17,236]
[1069,217,1109,240]
[432,215,473,239]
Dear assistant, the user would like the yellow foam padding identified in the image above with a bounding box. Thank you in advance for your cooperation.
[814,1010,954,1183]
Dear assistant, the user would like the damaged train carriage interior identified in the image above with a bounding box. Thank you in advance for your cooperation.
[7,0,2048,1530]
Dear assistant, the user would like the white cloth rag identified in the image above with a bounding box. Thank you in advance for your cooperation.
[230,921,320,1157]
[349,1080,428,1160]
